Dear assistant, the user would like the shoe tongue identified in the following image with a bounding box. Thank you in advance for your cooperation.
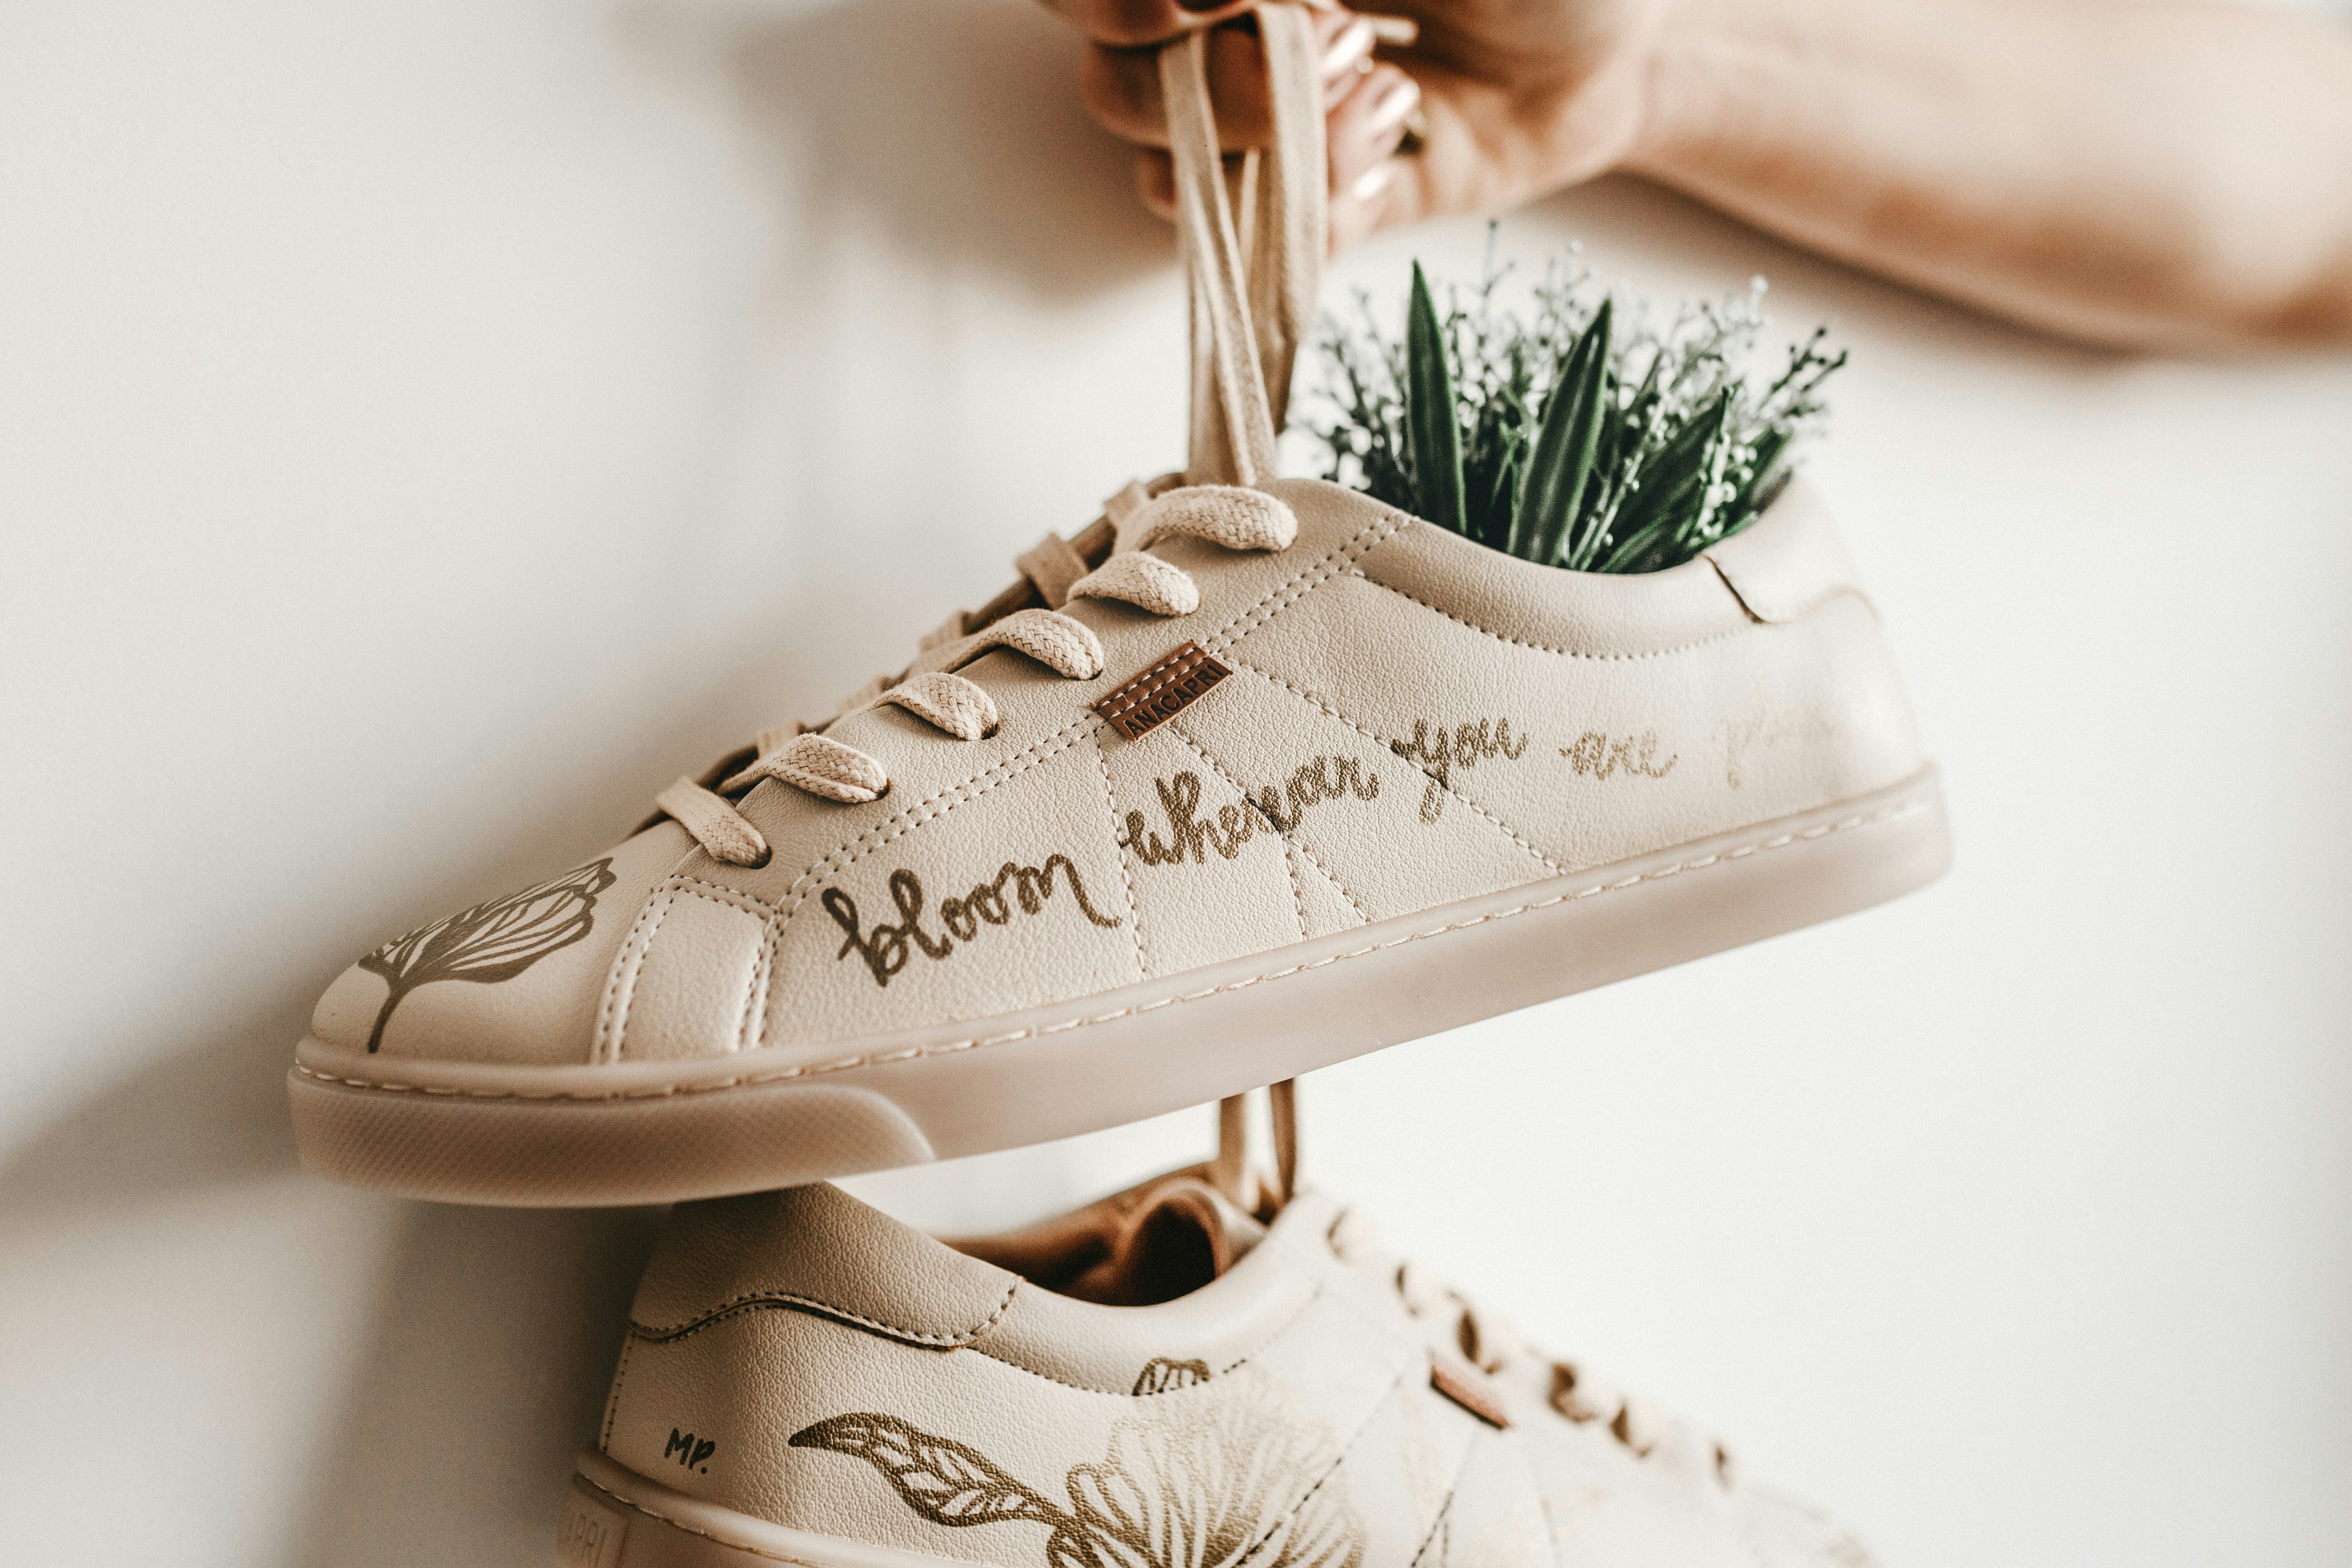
[1065,1173,1265,1307]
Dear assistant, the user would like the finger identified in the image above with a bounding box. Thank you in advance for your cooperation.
[1083,28,1268,150]
[1035,0,1253,51]
[1326,64,1419,249]
[1081,8,1377,153]
[1325,64,1418,199]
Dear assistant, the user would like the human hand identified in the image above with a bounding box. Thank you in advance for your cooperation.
[1039,0,1669,250]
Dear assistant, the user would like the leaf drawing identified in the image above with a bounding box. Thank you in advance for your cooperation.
[792,1386,1362,1568]
[1132,1359,1213,1396]
[355,858,617,1052]
[791,1415,1061,1527]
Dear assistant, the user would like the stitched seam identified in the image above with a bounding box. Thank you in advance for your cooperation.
[594,886,673,1066]
[1409,1498,1454,1568]
[967,1279,1326,1397]
[295,796,1929,1102]
[629,1281,1019,1348]
[1096,645,1216,722]
[1522,1436,1565,1568]
[574,1472,835,1568]
[607,878,763,1060]
[1208,517,1403,659]
[768,514,1395,931]
[1291,836,1372,926]
[1410,1449,1480,1568]
[732,936,765,1058]
[1161,723,1373,924]
[1091,729,1151,979]
[1281,839,1310,941]
[775,723,1097,926]
[606,885,682,1065]
[1224,662,1562,873]
[671,875,778,917]
[600,1330,638,1449]
[751,920,784,1054]
[1352,567,1752,662]
[1234,1361,1415,1568]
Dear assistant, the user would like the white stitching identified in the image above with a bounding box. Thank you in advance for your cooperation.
[1161,723,1373,924]
[1092,727,1152,979]
[593,884,672,1065]
[631,1280,1020,1347]
[605,884,680,1065]
[771,511,1402,929]
[1221,662,1561,874]
[1290,836,1371,927]
[296,796,1929,1103]
[1351,565,1751,662]
[1210,517,1403,658]
[1281,839,1311,942]
[599,1330,637,1450]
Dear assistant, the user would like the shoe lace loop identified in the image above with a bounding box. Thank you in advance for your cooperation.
[656,485,1298,864]
[1333,1212,1733,1483]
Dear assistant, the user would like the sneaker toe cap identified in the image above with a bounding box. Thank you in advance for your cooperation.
[311,822,694,1064]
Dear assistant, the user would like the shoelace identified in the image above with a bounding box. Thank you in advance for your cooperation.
[655,8,1326,870]
[652,483,1301,868]
[1328,1208,1737,1485]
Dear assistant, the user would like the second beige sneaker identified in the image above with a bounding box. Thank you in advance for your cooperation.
[558,1174,1880,1568]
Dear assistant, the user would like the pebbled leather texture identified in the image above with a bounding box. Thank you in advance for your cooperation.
[315,475,1924,1069]
[594,1179,1881,1568]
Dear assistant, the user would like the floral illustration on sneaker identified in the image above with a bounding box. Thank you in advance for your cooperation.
[356,858,618,1052]
[790,1386,1363,1568]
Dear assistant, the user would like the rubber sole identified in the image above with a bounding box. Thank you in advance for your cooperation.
[294,767,1949,1207]
[561,1449,964,1567]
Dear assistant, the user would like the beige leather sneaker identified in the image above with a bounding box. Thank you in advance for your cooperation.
[558,1175,1880,1568]
[285,11,1945,1207]
[288,473,1945,1204]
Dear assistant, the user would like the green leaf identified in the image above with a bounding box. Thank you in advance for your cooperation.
[1482,445,1522,550]
[1599,391,1730,572]
[1516,298,1612,566]
[1567,369,1625,570]
[1723,426,1792,521]
[1405,262,1467,533]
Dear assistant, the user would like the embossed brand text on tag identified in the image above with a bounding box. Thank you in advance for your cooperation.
[1095,641,1232,740]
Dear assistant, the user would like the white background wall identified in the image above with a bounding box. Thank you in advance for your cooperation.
[4,2,2349,1565]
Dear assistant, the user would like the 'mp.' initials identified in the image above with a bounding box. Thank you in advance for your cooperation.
[665,1427,717,1473]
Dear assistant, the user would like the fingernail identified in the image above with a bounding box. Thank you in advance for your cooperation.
[1365,77,1421,138]
[1350,163,1395,203]
[1319,18,1375,79]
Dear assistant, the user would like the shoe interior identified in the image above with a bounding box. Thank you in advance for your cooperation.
[944,1166,1269,1307]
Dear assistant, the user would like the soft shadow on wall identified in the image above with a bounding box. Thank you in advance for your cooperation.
[631,0,1169,299]
[289,1204,665,1568]
[0,6,1177,1564]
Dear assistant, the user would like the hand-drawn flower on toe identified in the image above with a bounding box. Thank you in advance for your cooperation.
[792,1391,1362,1568]
[355,858,617,1052]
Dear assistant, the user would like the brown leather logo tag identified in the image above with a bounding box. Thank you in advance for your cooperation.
[1430,1354,1512,1429]
[1095,641,1232,741]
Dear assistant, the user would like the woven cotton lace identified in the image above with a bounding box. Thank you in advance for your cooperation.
[653,484,1299,867]
[1327,1207,1736,1483]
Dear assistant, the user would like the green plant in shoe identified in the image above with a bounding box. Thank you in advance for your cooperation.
[1313,240,1848,574]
